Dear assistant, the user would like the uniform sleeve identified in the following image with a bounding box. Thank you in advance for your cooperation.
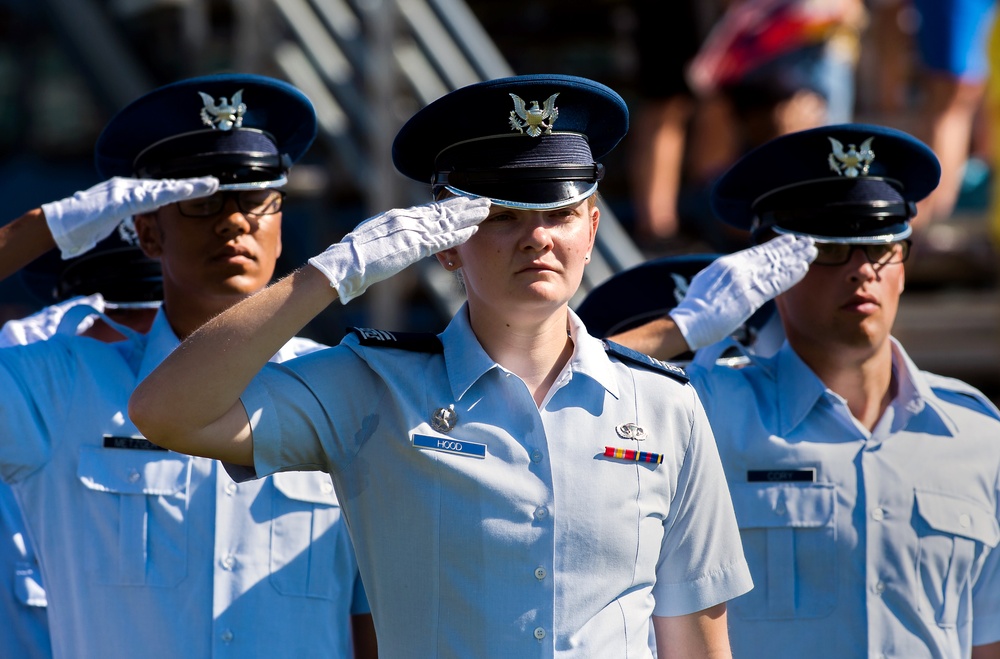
[972,472,1000,647]
[242,345,388,479]
[0,339,79,482]
[652,384,753,616]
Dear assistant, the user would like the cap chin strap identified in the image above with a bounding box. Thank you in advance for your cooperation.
[771,225,913,244]
[442,183,598,210]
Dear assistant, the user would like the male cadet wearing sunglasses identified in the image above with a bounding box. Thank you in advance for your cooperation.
[0,74,374,658]
[607,123,1000,658]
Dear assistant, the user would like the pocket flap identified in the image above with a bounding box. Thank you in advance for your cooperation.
[732,482,835,529]
[77,446,188,496]
[271,471,338,507]
[915,489,1000,547]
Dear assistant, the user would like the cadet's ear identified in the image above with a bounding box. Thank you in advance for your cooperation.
[132,213,163,258]
[435,248,461,270]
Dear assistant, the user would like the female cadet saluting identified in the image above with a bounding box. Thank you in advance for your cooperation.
[129,74,777,658]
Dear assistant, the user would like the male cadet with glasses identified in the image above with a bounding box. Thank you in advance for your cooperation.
[605,123,1000,658]
[0,74,375,658]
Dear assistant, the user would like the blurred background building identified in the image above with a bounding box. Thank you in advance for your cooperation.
[0,0,998,399]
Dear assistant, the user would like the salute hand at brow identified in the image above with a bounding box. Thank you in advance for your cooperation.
[41,176,220,258]
[669,234,817,351]
[308,195,491,304]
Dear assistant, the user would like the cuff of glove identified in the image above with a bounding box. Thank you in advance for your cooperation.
[41,200,98,259]
[668,302,719,353]
[308,243,363,305]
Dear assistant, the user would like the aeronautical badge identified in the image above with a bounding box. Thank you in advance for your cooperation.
[509,93,559,137]
[615,423,647,441]
[828,136,874,177]
[431,404,458,433]
[199,89,246,131]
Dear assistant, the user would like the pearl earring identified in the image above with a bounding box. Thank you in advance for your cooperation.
[447,261,454,267]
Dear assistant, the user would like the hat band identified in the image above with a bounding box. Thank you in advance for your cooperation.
[757,200,916,224]
[433,163,604,187]
[133,128,288,184]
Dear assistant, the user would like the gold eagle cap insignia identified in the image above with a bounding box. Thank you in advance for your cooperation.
[828,136,875,177]
[198,89,246,131]
[509,93,559,137]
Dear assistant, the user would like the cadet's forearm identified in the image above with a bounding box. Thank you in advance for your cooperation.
[0,209,58,282]
[609,315,692,361]
[653,604,731,659]
[129,265,339,459]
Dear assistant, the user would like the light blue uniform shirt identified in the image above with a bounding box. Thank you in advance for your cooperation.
[0,296,111,659]
[238,305,752,658]
[688,338,1000,658]
[0,308,368,659]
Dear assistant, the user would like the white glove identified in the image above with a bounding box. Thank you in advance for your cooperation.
[669,234,817,351]
[41,176,219,259]
[309,196,491,304]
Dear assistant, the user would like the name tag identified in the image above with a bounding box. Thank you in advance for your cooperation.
[412,434,486,459]
[103,435,167,451]
[747,468,816,483]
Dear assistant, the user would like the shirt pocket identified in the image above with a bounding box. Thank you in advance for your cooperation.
[729,482,837,620]
[77,446,190,587]
[913,489,1000,628]
[268,471,347,600]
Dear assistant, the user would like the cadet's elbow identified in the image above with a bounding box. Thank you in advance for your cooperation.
[128,387,179,450]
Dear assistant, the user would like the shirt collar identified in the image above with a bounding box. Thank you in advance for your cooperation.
[136,308,181,381]
[775,341,829,435]
[440,304,619,402]
[775,336,958,435]
[887,337,959,434]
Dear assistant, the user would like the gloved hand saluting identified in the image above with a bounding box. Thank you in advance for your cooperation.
[309,196,491,304]
[42,176,220,259]
[669,234,817,351]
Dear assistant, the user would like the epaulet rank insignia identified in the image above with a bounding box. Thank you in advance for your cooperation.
[603,340,689,384]
[348,327,444,353]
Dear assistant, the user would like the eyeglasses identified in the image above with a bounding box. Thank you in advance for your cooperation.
[176,189,285,218]
[813,240,911,267]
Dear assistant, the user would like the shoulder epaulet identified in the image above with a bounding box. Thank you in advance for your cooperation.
[347,327,443,353]
[603,340,689,384]
[930,384,1000,422]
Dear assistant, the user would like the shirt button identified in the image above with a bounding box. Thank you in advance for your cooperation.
[321,481,334,494]
[220,629,234,643]
[871,507,885,521]
[959,513,972,528]
[534,506,549,521]
[225,482,237,495]
[530,450,543,463]
[127,469,141,484]
[221,554,236,570]
[873,581,885,595]
[534,566,547,580]
[533,627,546,640]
